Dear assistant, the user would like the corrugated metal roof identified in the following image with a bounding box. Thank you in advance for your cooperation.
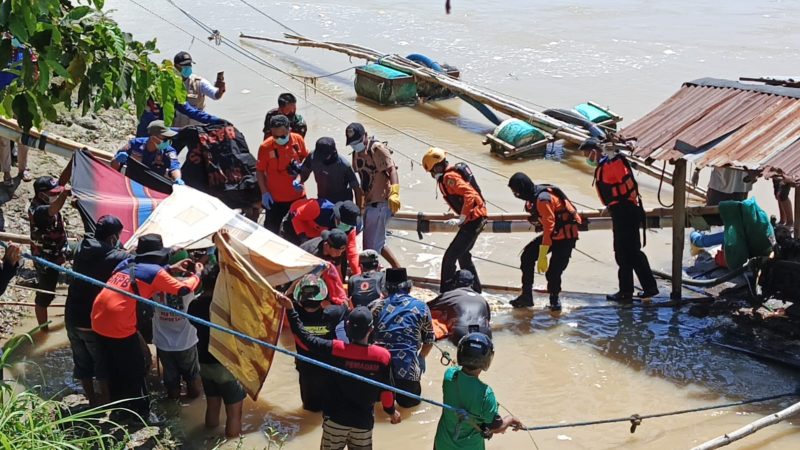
[622,78,800,184]
[762,139,800,185]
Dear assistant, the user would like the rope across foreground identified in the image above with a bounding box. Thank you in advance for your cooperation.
[3,242,797,435]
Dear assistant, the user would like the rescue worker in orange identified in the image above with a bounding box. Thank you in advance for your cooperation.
[507,173,581,311]
[256,115,308,234]
[586,139,658,302]
[422,147,486,294]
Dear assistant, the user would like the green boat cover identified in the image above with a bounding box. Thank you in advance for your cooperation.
[575,103,613,124]
[494,119,546,147]
[359,64,410,79]
[720,198,774,269]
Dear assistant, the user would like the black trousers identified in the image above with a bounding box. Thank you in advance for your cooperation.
[610,202,658,294]
[394,378,422,408]
[263,200,294,234]
[520,236,575,297]
[297,364,327,412]
[440,219,484,293]
[97,333,150,419]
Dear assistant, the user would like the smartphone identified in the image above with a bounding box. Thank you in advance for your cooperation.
[216,71,225,83]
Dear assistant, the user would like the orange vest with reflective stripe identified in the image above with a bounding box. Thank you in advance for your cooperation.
[594,155,639,207]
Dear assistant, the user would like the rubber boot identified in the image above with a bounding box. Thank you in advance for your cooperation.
[510,292,534,308]
[636,288,659,300]
[606,291,633,303]
[548,295,562,312]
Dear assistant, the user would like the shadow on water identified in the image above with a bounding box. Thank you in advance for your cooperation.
[494,298,800,404]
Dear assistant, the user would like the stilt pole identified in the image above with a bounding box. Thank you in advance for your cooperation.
[671,159,687,300]
[794,185,800,237]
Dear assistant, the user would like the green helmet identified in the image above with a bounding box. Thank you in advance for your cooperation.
[293,274,328,302]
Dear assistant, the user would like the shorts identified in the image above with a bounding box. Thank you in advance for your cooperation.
[705,188,747,207]
[34,263,59,307]
[362,202,391,253]
[157,346,200,390]
[773,179,792,201]
[394,378,422,408]
[66,325,108,380]
[200,363,246,405]
[321,417,373,450]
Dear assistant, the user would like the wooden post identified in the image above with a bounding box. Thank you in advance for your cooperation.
[690,400,800,450]
[794,185,800,238]
[671,159,687,300]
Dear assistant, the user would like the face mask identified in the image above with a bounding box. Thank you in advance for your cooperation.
[275,135,290,146]
[46,194,59,204]
[337,222,353,233]
[351,141,366,153]
[10,38,22,49]
[157,140,171,151]
[180,66,193,78]
[434,172,443,181]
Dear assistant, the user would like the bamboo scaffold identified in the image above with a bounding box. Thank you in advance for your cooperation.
[239,33,707,199]
[690,400,800,450]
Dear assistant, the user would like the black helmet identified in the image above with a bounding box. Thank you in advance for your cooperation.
[457,332,494,371]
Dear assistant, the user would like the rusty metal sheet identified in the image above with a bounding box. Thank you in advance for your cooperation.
[696,100,800,170]
[762,139,800,186]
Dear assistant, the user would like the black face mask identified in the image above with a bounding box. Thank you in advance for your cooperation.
[299,299,322,310]
[322,152,338,165]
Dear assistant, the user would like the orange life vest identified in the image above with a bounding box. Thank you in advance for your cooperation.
[594,155,640,207]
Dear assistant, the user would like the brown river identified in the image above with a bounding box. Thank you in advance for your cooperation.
[11,0,800,448]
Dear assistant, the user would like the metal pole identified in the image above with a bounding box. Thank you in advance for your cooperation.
[671,159,687,300]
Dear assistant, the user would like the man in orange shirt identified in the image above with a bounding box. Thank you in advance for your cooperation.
[422,147,487,294]
[91,234,202,418]
[507,173,581,311]
[256,115,308,234]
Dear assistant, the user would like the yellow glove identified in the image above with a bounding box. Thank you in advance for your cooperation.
[388,184,401,214]
[537,244,550,273]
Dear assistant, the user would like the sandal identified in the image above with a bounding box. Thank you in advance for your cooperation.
[20,169,32,182]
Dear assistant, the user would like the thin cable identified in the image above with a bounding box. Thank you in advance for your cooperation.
[236,0,301,35]
[522,391,798,431]
[161,0,513,212]
[499,403,540,450]
[389,233,519,270]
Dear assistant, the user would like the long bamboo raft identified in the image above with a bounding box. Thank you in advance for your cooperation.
[239,33,707,200]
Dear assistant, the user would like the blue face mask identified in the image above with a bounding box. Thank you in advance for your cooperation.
[275,135,290,146]
[157,140,171,151]
[10,38,22,49]
[351,141,366,153]
[337,222,353,233]
[180,66,193,78]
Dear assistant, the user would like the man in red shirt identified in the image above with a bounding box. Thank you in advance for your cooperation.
[91,234,202,418]
[256,114,308,233]
[422,147,487,294]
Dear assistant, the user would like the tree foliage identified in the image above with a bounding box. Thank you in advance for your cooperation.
[0,0,186,131]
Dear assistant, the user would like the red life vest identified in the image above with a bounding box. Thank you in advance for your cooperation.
[525,185,582,241]
[594,155,640,207]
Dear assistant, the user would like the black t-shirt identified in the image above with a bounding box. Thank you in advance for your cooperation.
[347,271,387,307]
[187,294,217,364]
[427,287,492,345]
[293,304,347,369]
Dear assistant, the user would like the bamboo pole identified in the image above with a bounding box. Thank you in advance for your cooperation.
[794,186,800,238]
[393,206,719,222]
[0,117,113,161]
[690,400,800,450]
[671,160,687,300]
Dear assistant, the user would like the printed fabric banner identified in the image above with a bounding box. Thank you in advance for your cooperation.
[209,231,284,399]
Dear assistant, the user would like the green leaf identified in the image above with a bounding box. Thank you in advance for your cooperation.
[94,0,105,10]
[46,59,70,79]
[11,94,33,131]
[66,6,92,21]
[66,55,85,81]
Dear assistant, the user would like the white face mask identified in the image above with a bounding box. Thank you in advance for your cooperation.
[351,141,366,153]
[434,172,443,181]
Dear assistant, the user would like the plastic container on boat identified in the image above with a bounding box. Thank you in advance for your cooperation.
[354,64,417,106]
[492,118,546,148]
[575,102,613,124]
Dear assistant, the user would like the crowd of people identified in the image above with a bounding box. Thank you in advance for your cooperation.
[2,47,795,450]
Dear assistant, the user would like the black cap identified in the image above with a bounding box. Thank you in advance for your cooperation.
[334,201,360,228]
[345,122,366,145]
[173,51,193,67]
[314,137,338,159]
[135,234,170,261]
[453,269,475,288]
[346,306,374,340]
[269,114,291,129]
[95,215,123,240]
[322,229,348,249]
[33,176,63,195]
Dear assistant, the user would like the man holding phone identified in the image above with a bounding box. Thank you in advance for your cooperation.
[173,51,227,127]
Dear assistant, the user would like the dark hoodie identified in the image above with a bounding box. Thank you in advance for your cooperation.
[508,172,538,201]
[65,234,130,329]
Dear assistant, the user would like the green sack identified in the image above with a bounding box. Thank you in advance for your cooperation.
[720,198,774,269]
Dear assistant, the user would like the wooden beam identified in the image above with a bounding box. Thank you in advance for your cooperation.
[0,117,113,161]
[671,159,688,300]
[690,400,800,450]
[794,186,800,238]
[393,206,720,222]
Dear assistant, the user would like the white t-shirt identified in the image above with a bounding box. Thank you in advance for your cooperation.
[708,167,752,194]
[152,286,198,352]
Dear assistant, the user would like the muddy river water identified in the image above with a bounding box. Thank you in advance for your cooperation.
[12,0,800,448]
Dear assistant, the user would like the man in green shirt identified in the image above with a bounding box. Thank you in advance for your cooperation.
[434,333,521,450]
